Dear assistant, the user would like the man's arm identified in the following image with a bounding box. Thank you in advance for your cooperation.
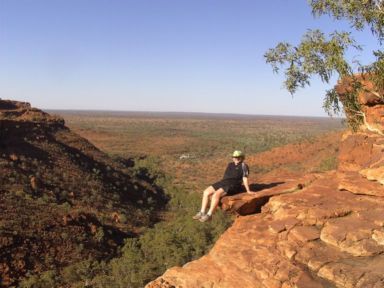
[243,177,254,194]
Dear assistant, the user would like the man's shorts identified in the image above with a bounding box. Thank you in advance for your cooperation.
[211,179,242,196]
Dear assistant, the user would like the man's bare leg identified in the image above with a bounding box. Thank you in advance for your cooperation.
[201,186,215,214]
[207,188,225,216]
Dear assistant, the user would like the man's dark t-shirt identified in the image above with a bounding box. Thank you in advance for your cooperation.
[212,162,249,195]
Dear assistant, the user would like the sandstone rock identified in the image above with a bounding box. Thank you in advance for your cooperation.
[363,104,384,135]
[357,208,384,227]
[269,220,287,234]
[318,262,365,288]
[318,255,384,288]
[357,77,384,106]
[276,241,298,260]
[295,272,325,288]
[261,278,281,288]
[221,173,319,215]
[338,132,383,173]
[372,229,384,246]
[146,84,384,288]
[336,74,384,134]
[288,225,320,243]
[360,166,384,185]
[337,125,384,197]
[295,241,349,272]
[338,171,384,196]
[335,74,384,105]
[146,169,384,288]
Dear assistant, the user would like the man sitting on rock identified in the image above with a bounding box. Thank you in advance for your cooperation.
[193,150,253,222]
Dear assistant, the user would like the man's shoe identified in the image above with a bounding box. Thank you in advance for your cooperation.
[192,211,205,220]
[199,214,212,222]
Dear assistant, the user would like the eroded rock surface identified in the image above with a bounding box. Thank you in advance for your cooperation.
[221,173,320,215]
[337,130,384,197]
[146,78,384,287]
[147,172,384,288]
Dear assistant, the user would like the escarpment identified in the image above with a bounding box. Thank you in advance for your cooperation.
[0,100,165,287]
[146,79,384,288]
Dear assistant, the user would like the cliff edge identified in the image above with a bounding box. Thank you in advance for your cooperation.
[146,79,384,287]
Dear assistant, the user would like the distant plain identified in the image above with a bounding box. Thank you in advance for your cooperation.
[53,111,344,193]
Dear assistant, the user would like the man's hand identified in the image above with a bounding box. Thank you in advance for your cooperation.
[246,190,256,194]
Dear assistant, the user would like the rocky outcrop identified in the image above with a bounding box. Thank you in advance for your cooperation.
[337,130,384,196]
[336,76,384,196]
[0,100,165,287]
[0,99,64,124]
[221,173,319,215]
[147,174,384,288]
[335,74,384,135]
[146,78,384,287]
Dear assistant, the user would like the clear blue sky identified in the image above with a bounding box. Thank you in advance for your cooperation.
[0,0,380,116]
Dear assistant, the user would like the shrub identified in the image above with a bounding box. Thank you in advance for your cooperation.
[318,156,338,172]
[95,227,104,243]
[61,260,104,284]
[98,200,232,288]
[19,270,57,288]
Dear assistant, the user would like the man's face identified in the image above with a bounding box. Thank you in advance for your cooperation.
[232,157,241,164]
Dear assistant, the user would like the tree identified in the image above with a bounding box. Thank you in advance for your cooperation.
[264,0,384,130]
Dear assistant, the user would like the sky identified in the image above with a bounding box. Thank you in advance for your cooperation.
[0,0,381,116]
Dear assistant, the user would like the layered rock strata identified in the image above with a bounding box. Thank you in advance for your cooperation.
[146,78,384,287]
[147,174,384,288]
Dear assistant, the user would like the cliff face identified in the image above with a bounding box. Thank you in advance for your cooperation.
[0,100,165,287]
[146,81,384,288]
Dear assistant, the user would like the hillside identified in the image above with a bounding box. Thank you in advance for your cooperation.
[0,100,166,287]
[0,100,351,287]
[146,80,384,287]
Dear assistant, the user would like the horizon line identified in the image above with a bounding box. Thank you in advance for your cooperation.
[46,108,345,120]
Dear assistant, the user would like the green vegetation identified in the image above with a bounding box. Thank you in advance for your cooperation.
[92,210,230,288]
[8,113,344,287]
[264,0,384,130]
[15,153,232,288]
[19,270,57,288]
[317,155,338,172]
[64,113,343,193]
[54,114,341,287]
[89,157,232,288]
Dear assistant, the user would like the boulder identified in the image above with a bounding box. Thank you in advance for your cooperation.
[221,173,319,215]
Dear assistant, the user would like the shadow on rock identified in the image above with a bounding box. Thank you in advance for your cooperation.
[250,181,285,192]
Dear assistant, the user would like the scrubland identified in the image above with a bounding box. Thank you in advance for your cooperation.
[62,112,343,192]
[41,111,343,288]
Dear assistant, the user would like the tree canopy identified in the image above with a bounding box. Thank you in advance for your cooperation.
[264,0,384,129]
